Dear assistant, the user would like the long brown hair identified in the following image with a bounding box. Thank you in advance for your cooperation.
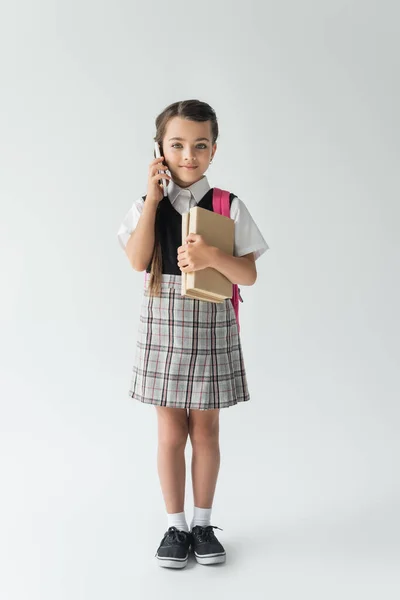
[147,99,219,296]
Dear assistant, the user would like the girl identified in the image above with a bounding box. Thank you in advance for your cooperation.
[117,99,269,569]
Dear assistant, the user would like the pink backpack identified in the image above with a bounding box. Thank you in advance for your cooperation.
[212,187,242,332]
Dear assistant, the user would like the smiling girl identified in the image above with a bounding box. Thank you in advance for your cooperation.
[117,99,269,569]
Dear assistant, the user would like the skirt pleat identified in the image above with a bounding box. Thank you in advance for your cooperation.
[128,274,250,410]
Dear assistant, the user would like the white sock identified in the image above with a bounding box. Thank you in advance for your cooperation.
[167,511,189,532]
[190,506,212,530]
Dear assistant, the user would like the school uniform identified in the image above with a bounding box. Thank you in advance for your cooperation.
[117,176,269,411]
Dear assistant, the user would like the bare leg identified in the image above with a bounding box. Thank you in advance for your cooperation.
[155,406,189,513]
[188,409,220,508]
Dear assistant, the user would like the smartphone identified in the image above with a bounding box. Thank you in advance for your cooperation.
[154,142,169,197]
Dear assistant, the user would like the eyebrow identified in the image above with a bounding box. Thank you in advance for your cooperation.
[168,137,210,142]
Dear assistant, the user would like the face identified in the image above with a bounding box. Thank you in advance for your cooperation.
[161,116,217,188]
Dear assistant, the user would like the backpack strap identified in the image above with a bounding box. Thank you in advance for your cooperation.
[212,187,229,217]
[212,188,241,333]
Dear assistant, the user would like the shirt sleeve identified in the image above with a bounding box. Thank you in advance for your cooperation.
[117,197,144,250]
[230,196,269,260]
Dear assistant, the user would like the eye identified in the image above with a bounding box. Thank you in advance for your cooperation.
[171,144,208,149]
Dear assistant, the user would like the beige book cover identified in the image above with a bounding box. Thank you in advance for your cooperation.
[181,206,234,302]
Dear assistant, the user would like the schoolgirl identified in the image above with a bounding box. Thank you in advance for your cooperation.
[117,99,269,568]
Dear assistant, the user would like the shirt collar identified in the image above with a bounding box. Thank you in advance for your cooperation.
[167,175,211,205]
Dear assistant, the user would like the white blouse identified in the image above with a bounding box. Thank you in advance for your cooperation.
[117,175,269,260]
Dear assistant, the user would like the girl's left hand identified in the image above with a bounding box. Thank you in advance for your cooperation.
[177,234,214,272]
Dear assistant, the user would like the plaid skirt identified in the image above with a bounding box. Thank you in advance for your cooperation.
[128,274,250,410]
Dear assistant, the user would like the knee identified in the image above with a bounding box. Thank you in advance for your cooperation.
[158,423,188,450]
[189,422,219,448]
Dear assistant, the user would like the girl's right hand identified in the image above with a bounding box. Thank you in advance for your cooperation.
[146,157,171,205]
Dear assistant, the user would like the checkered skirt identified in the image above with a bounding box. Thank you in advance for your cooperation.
[128,274,250,410]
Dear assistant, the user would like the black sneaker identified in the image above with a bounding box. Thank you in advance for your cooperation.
[191,525,226,565]
[155,526,192,569]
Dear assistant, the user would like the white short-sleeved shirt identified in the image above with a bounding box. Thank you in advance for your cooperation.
[117,176,269,260]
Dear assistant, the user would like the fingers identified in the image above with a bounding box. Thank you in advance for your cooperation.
[150,157,167,170]
[151,165,169,175]
[152,163,168,172]
[154,172,171,181]
[152,168,171,181]
[178,263,190,271]
[150,157,171,180]
[185,233,199,242]
[177,254,190,269]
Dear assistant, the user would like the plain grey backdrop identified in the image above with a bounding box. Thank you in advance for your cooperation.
[1,1,399,598]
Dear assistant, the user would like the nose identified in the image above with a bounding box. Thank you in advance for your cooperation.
[184,150,197,161]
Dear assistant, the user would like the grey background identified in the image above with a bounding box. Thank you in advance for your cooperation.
[1,1,399,598]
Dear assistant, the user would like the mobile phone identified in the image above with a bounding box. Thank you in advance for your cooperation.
[154,142,168,197]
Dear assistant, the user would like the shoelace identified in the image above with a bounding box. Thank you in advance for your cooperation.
[155,527,190,557]
[192,525,223,542]
[165,526,189,544]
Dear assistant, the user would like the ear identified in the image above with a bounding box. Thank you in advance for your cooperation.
[211,142,217,160]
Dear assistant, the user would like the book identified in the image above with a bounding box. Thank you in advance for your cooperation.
[181,206,234,302]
